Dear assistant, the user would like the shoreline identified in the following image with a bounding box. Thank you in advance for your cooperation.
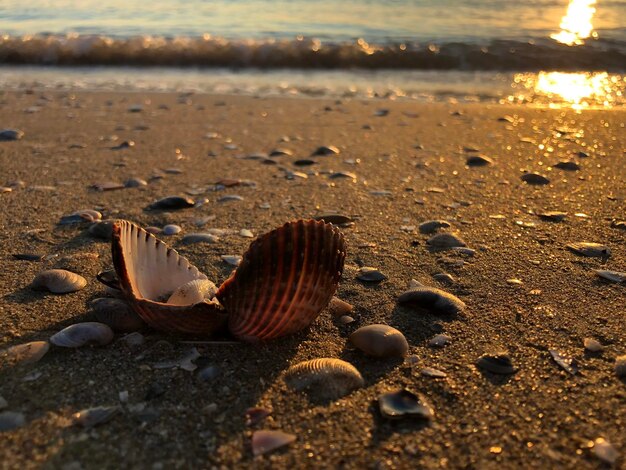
[0,90,624,468]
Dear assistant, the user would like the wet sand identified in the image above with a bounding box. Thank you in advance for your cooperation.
[0,90,625,469]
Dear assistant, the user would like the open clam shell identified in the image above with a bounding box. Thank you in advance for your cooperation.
[217,219,346,341]
[111,221,227,335]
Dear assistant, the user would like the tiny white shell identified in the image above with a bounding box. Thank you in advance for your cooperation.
[166,279,218,306]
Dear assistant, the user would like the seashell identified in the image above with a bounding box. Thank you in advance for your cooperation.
[218,219,345,342]
[583,337,603,353]
[50,322,114,348]
[426,233,466,248]
[162,224,182,235]
[311,145,340,156]
[476,352,517,375]
[432,272,454,284]
[339,315,354,324]
[466,154,493,166]
[221,255,242,267]
[90,297,145,332]
[350,324,409,358]
[88,220,117,240]
[328,297,353,317]
[217,194,243,202]
[180,233,220,244]
[111,221,227,335]
[284,358,364,400]
[567,242,611,258]
[611,220,626,230]
[593,438,618,465]
[92,181,124,191]
[239,229,254,238]
[538,211,567,222]
[245,407,271,426]
[549,349,578,375]
[269,148,292,157]
[356,267,387,282]
[124,177,147,188]
[0,411,26,432]
[521,173,550,185]
[428,334,451,347]
[32,269,87,294]
[59,209,102,225]
[0,129,24,141]
[595,269,626,283]
[553,161,580,171]
[166,279,218,306]
[418,220,451,234]
[420,367,447,378]
[73,406,120,428]
[614,355,626,378]
[398,286,465,315]
[3,341,50,365]
[145,196,194,211]
[329,171,357,180]
[378,389,434,420]
[252,430,296,456]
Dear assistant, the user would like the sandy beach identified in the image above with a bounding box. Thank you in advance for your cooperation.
[0,90,625,469]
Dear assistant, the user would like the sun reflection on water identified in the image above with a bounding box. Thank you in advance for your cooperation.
[551,0,598,45]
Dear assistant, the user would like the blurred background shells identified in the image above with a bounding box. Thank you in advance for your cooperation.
[284,358,364,400]
[349,324,409,358]
[31,269,86,294]
[50,322,114,348]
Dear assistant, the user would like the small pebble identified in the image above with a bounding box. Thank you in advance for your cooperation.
[73,406,120,428]
[583,338,603,353]
[146,196,194,211]
[428,334,451,347]
[426,233,466,248]
[419,220,451,234]
[476,352,517,375]
[567,242,611,258]
[162,224,182,235]
[356,267,387,282]
[329,297,353,317]
[553,161,580,171]
[0,129,24,141]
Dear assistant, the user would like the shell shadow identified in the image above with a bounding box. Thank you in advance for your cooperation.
[3,285,58,305]
[476,370,516,386]
[390,304,459,347]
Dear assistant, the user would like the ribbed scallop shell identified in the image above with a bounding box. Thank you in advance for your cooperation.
[217,219,346,342]
[284,358,364,400]
[111,220,227,335]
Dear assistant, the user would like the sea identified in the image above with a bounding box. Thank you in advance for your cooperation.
[1,0,625,108]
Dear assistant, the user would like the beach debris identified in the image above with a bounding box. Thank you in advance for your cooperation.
[284,358,364,400]
[418,220,451,234]
[553,161,580,171]
[398,284,465,315]
[110,219,345,340]
[521,173,550,185]
[31,269,87,294]
[124,177,147,188]
[350,324,409,358]
[466,154,493,166]
[311,145,340,156]
[476,352,517,375]
[88,220,117,240]
[3,341,50,365]
[566,242,611,258]
[180,233,220,245]
[314,214,354,227]
[616,356,626,378]
[583,338,604,353]
[162,224,182,235]
[90,297,146,332]
[594,270,626,283]
[73,406,120,428]
[245,407,271,426]
[378,390,434,420]
[153,348,201,371]
[420,367,447,378]
[59,209,102,225]
[50,322,114,348]
[356,267,387,282]
[145,196,194,211]
[329,297,353,317]
[426,232,466,249]
[252,430,296,456]
[0,411,26,432]
[428,334,451,347]
[0,129,24,141]
[549,349,579,375]
[592,438,619,465]
[538,211,567,222]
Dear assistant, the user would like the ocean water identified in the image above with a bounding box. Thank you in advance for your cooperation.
[0,0,625,108]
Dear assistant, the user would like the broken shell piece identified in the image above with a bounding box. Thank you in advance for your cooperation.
[398,286,465,315]
[32,269,87,294]
[111,221,227,335]
[583,337,604,353]
[284,358,364,400]
[246,407,271,426]
[566,242,611,258]
[350,324,409,358]
[3,341,50,365]
[418,220,451,234]
[594,270,626,283]
[356,267,387,282]
[218,219,346,342]
[166,279,218,306]
[90,297,146,332]
[378,390,434,420]
[549,349,579,375]
[420,367,447,378]
[50,322,114,348]
[73,406,120,428]
[220,255,242,267]
[426,233,466,249]
[252,430,296,456]
[476,352,517,375]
